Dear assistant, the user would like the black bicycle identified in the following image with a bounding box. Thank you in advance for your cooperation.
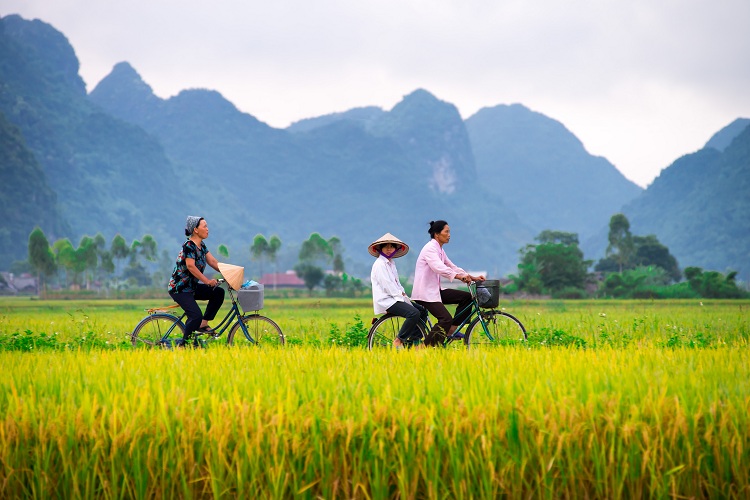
[367,280,526,350]
[130,279,284,348]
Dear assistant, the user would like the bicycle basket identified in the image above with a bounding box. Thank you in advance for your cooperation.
[237,284,264,312]
[476,280,500,308]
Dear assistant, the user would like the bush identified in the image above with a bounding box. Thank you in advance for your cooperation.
[0,329,125,351]
[527,328,586,348]
[327,315,369,348]
[685,267,748,299]
[661,332,714,349]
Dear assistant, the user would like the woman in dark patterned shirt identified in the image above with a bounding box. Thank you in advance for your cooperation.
[168,216,225,346]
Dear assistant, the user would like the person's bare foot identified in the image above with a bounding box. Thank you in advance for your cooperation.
[393,338,404,349]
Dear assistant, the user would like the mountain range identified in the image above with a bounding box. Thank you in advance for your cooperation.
[1,14,748,282]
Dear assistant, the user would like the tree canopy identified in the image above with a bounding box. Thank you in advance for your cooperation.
[597,214,681,282]
[514,231,591,295]
[27,227,56,295]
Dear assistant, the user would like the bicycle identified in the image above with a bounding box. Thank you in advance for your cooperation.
[367,280,526,350]
[130,279,284,348]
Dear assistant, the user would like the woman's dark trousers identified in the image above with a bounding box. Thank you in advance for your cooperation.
[387,301,428,343]
[170,284,225,341]
[415,288,473,346]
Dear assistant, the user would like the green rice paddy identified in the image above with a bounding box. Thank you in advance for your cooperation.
[1,297,748,498]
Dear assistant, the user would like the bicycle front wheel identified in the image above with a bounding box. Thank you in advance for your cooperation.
[227,315,284,346]
[367,314,426,350]
[131,313,184,348]
[466,311,527,349]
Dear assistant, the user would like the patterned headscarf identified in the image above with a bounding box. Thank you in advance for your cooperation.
[185,215,203,237]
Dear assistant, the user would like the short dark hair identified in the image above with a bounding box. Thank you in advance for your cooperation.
[428,220,448,239]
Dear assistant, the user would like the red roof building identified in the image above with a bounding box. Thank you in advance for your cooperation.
[260,270,306,288]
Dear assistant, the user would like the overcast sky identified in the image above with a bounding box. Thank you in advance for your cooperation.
[4,0,750,187]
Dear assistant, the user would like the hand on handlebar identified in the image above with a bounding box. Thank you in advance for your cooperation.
[458,274,485,284]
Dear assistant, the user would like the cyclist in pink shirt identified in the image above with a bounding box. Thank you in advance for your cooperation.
[411,220,485,346]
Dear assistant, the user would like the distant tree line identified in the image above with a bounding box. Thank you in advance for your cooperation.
[292,233,363,297]
[20,216,747,299]
[507,214,747,299]
[22,227,365,298]
[25,228,168,296]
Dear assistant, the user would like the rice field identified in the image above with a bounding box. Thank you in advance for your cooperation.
[1,297,749,498]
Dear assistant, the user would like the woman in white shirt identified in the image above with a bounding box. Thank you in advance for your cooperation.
[369,233,428,348]
[411,220,485,346]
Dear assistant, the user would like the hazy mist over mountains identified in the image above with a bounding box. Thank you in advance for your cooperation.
[1,14,748,281]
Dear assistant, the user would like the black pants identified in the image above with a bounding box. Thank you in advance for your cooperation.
[170,284,225,340]
[387,300,429,343]
[415,288,473,346]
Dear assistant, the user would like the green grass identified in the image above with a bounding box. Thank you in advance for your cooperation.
[0,297,749,498]
[2,297,748,350]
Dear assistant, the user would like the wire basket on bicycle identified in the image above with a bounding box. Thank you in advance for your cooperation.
[475,280,500,309]
[237,284,264,312]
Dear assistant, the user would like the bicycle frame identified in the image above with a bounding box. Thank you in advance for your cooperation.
[428,282,496,344]
[156,284,256,344]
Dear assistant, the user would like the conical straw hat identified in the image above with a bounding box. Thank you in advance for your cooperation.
[368,233,409,258]
[218,262,244,290]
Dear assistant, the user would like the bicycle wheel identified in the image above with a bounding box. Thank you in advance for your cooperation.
[131,313,185,348]
[227,315,285,346]
[367,314,427,350]
[466,311,527,349]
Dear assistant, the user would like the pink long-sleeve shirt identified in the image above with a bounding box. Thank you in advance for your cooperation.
[410,239,466,302]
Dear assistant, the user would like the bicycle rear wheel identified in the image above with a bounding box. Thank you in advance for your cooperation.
[367,314,426,350]
[131,313,184,348]
[466,311,527,349]
[227,315,285,346]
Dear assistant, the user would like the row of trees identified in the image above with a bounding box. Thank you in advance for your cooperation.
[27,228,162,295]
[292,233,363,295]
[244,232,365,295]
[24,227,363,296]
[510,214,746,299]
[249,234,282,278]
[22,218,745,299]
[25,228,248,294]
